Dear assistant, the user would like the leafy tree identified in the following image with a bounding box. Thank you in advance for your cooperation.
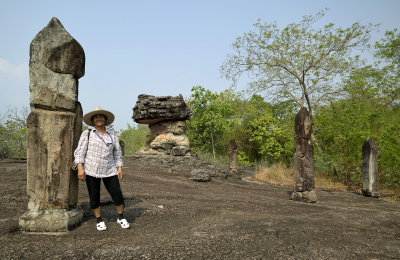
[221,9,375,119]
[187,87,295,165]
[187,86,239,158]
[0,107,28,158]
[118,123,149,156]
[248,112,292,165]
[236,95,294,164]
[314,62,400,187]
[375,29,400,69]
[374,29,400,107]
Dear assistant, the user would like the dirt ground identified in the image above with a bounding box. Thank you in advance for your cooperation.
[0,157,399,259]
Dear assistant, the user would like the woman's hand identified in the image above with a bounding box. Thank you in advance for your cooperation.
[77,163,85,181]
[118,166,123,180]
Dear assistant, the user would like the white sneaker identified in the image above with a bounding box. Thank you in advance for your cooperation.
[117,218,130,229]
[96,221,107,231]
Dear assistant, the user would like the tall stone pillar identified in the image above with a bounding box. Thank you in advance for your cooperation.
[19,17,85,232]
[229,139,239,177]
[291,107,317,203]
[362,138,379,198]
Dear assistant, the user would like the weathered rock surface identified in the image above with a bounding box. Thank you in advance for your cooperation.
[292,107,316,203]
[129,153,229,179]
[142,121,191,156]
[190,169,212,182]
[133,94,192,156]
[229,139,239,177]
[362,138,379,198]
[29,17,85,111]
[291,190,317,203]
[20,17,84,232]
[25,109,81,210]
[133,94,191,124]
[19,208,83,232]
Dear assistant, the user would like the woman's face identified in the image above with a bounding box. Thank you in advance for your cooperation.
[93,114,106,127]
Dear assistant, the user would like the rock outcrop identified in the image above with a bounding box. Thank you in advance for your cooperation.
[132,94,230,179]
[19,17,84,232]
[133,94,192,156]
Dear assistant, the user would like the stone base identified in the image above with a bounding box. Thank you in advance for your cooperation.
[362,189,380,198]
[229,169,242,180]
[19,208,83,232]
[129,153,230,179]
[291,190,317,203]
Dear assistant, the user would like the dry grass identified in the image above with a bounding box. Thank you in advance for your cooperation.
[253,164,400,202]
[253,163,347,191]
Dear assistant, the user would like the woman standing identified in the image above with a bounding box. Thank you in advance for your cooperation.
[74,106,130,231]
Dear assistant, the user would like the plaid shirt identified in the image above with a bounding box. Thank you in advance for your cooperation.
[74,129,123,178]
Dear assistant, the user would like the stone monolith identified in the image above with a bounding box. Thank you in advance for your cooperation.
[133,94,192,156]
[291,107,317,203]
[229,139,239,177]
[362,138,379,198]
[19,17,85,232]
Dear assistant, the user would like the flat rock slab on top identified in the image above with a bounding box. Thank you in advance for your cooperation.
[133,94,192,124]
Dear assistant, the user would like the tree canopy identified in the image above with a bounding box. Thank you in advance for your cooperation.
[221,9,376,117]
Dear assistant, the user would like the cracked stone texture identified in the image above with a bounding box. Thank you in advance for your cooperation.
[29,17,85,111]
[362,137,379,198]
[22,17,84,232]
[133,94,191,124]
[133,95,192,156]
[292,107,317,203]
[26,108,82,210]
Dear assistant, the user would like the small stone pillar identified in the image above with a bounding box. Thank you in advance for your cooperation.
[132,94,192,156]
[362,138,379,198]
[19,17,85,232]
[291,107,317,203]
[229,139,239,176]
[119,140,125,156]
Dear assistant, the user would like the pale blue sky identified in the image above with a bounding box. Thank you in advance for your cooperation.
[1,0,399,131]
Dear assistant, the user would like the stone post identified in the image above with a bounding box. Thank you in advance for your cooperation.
[19,17,85,232]
[229,139,239,176]
[362,138,379,198]
[291,107,317,203]
[119,140,125,156]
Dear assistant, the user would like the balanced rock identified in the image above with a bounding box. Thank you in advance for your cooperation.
[19,17,84,232]
[133,94,192,156]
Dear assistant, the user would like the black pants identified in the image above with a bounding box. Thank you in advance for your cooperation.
[85,175,124,209]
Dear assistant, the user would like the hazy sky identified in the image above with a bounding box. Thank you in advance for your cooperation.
[1,0,399,131]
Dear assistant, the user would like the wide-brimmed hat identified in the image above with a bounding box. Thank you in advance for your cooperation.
[83,106,115,126]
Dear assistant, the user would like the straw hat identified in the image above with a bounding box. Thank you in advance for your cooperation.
[83,106,115,126]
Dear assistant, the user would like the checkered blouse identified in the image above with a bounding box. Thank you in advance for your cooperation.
[74,129,123,178]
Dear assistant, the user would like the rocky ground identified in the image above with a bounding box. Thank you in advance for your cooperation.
[0,156,399,259]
